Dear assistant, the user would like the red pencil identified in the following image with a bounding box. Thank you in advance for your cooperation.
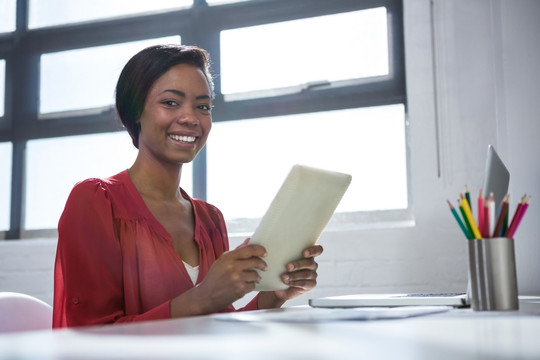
[483,202,490,238]
[505,195,525,238]
[477,189,484,237]
[506,196,531,238]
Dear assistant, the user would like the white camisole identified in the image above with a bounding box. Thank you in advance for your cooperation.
[183,261,200,285]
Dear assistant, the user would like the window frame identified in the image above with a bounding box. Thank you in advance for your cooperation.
[0,0,406,239]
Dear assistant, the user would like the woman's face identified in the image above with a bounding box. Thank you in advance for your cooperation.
[137,63,212,166]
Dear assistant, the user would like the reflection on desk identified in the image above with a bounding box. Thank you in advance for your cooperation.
[1,298,540,360]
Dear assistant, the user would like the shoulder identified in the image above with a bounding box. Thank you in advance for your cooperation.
[191,197,225,224]
[68,172,120,198]
[182,190,225,229]
[65,171,128,208]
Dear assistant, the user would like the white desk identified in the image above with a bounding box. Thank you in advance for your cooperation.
[1,299,540,359]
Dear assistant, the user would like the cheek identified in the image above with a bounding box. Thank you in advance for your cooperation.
[202,116,212,136]
[139,108,168,131]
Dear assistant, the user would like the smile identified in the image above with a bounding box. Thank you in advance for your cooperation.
[169,134,196,143]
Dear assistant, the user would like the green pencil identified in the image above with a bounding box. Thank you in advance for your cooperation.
[465,185,472,215]
[458,201,474,240]
[447,200,472,239]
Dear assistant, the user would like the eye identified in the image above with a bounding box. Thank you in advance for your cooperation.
[197,104,213,113]
[162,100,179,107]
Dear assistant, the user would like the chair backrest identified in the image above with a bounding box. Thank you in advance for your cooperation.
[0,292,53,333]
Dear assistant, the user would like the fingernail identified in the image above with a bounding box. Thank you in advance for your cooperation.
[287,264,294,272]
[283,275,290,284]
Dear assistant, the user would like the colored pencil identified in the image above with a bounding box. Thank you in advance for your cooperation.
[483,201,490,238]
[460,194,482,239]
[487,193,496,237]
[447,200,472,239]
[492,194,509,238]
[506,195,526,236]
[465,185,472,214]
[477,189,484,237]
[458,200,474,240]
[502,208,509,235]
[505,195,530,238]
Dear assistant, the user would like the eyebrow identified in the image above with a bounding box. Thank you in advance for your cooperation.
[159,89,211,101]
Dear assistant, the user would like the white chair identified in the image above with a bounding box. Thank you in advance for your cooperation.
[0,292,53,333]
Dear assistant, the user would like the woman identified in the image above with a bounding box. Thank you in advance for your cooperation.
[53,44,323,328]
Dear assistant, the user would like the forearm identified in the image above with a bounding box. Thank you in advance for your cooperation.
[169,285,218,318]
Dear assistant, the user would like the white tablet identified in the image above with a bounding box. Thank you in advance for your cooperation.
[249,165,352,291]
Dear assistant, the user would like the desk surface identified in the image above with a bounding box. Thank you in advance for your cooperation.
[1,299,540,360]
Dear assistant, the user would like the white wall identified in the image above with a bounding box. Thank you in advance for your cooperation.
[1,0,539,307]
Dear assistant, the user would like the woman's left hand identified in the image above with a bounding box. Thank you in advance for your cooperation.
[257,244,323,309]
[274,244,323,301]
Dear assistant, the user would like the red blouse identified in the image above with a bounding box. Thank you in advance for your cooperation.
[53,170,259,328]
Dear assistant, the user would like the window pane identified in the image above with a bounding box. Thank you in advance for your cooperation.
[207,104,407,221]
[0,59,5,117]
[29,0,192,29]
[0,0,16,33]
[206,0,250,5]
[0,142,12,231]
[220,8,388,95]
[25,131,193,230]
[40,36,180,115]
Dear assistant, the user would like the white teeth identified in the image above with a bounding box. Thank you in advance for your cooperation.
[169,134,196,143]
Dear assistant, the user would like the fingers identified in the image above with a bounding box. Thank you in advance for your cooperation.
[301,244,323,258]
[220,244,268,279]
[280,244,323,291]
[232,243,267,259]
[282,268,318,287]
[286,258,318,272]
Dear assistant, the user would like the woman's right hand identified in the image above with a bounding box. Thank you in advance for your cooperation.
[170,239,267,316]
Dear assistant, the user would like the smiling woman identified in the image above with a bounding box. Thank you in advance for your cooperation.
[52,44,324,328]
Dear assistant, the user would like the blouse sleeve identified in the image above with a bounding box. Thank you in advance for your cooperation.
[53,179,170,328]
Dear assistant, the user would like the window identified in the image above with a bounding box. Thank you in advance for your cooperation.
[207,105,407,224]
[0,0,16,33]
[206,0,250,6]
[0,59,5,117]
[220,8,388,97]
[2,0,406,238]
[24,132,194,230]
[40,36,180,115]
[0,142,11,231]
[28,0,192,29]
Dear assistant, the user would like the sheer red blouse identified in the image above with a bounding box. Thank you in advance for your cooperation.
[53,170,259,328]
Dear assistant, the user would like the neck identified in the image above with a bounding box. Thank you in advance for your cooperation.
[128,153,184,202]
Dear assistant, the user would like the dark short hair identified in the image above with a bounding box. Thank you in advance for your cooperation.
[115,44,214,148]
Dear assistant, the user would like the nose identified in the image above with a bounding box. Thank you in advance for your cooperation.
[177,106,198,127]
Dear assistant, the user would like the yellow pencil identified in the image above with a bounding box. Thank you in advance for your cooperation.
[460,194,482,239]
